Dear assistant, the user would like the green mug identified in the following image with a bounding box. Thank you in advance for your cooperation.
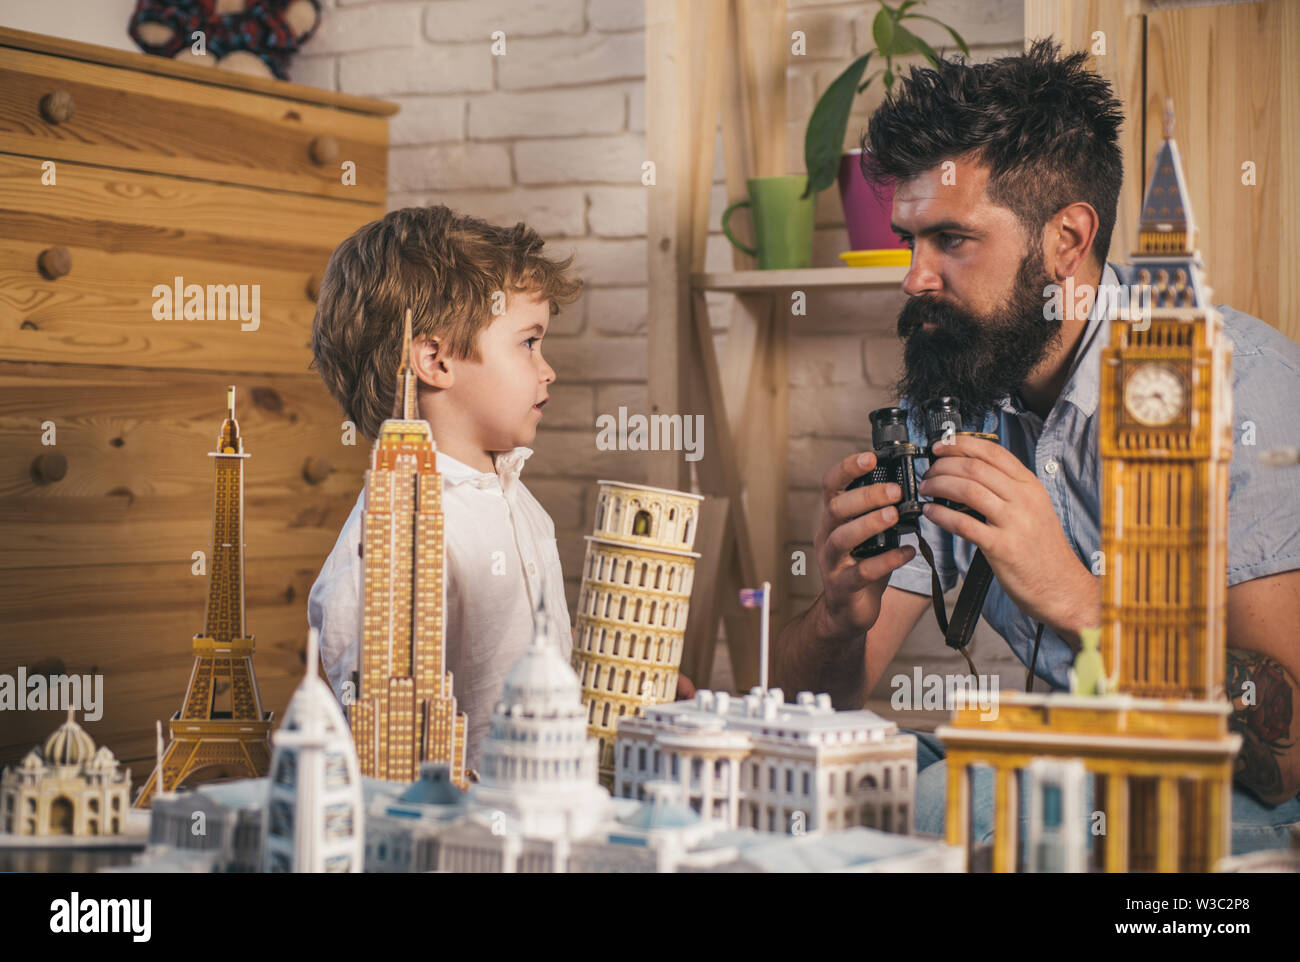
[721,174,815,270]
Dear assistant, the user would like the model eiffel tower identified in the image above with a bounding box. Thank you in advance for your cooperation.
[350,310,468,788]
[134,386,273,808]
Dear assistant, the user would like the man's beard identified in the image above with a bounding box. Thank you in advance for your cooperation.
[894,249,1061,428]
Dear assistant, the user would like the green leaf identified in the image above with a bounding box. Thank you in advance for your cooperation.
[872,8,895,56]
[856,68,884,93]
[896,24,940,67]
[901,13,971,58]
[883,66,894,90]
[803,53,871,198]
[897,0,919,13]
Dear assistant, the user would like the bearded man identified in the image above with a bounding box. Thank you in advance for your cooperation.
[773,40,1300,854]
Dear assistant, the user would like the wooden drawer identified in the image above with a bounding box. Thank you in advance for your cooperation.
[0,155,384,375]
[0,44,389,204]
[0,234,323,374]
[0,361,367,569]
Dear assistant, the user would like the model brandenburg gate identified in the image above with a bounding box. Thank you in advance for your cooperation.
[349,312,468,788]
[937,103,1240,872]
[135,387,273,808]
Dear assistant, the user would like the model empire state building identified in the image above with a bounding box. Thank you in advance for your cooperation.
[350,311,468,788]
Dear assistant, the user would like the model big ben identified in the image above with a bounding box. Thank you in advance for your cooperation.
[937,103,1240,872]
[350,311,468,787]
[1100,99,1234,700]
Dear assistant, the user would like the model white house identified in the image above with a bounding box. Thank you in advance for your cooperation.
[262,628,365,872]
[613,687,917,835]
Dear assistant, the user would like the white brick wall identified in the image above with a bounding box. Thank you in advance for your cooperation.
[290,0,1028,698]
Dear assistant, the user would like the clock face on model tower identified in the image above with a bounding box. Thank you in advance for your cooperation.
[1124,362,1187,426]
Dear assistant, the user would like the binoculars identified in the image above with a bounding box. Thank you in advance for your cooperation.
[845,397,998,560]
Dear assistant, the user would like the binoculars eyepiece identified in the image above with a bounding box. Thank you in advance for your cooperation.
[845,397,996,560]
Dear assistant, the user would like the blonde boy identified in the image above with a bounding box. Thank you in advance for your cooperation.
[307,205,581,774]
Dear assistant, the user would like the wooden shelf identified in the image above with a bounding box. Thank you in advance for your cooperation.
[691,266,908,292]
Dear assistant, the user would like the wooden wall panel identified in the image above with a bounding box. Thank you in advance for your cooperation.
[1146,2,1290,340]
[0,27,393,795]
[0,557,330,782]
[0,362,368,567]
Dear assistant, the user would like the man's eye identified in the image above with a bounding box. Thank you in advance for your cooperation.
[940,233,965,251]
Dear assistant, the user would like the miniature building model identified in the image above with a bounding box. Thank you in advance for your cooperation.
[349,312,468,787]
[2,709,132,836]
[470,598,610,839]
[572,480,704,785]
[264,628,365,872]
[1023,759,1087,874]
[938,104,1240,873]
[134,387,272,808]
[615,687,916,835]
[142,778,267,873]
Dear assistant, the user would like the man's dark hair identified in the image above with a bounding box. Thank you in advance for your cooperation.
[863,38,1125,266]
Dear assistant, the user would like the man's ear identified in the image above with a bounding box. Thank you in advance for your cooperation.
[1048,201,1100,280]
[411,334,453,390]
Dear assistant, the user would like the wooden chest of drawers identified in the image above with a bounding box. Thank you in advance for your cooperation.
[0,27,395,782]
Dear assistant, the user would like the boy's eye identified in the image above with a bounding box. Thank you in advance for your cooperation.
[524,336,540,350]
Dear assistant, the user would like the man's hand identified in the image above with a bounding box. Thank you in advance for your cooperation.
[918,434,1099,648]
[815,450,919,642]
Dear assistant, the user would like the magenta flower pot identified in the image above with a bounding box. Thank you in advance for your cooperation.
[838,149,908,251]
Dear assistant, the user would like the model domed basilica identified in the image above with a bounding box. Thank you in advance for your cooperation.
[1,709,131,837]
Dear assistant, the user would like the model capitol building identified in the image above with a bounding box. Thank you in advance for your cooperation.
[571,481,704,785]
[470,596,610,840]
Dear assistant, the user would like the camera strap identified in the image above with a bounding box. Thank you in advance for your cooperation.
[914,535,994,670]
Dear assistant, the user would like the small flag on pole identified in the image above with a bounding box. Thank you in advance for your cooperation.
[740,582,772,691]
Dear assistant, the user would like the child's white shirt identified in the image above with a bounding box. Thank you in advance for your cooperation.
[307,445,573,774]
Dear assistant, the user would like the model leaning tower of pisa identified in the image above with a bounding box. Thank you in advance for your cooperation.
[572,480,704,787]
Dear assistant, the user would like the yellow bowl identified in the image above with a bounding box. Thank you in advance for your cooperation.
[838,249,913,267]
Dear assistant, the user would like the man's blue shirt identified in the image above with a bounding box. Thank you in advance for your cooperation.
[888,262,1300,688]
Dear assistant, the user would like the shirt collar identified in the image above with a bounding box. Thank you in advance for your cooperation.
[997,262,1122,421]
[437,446,534,493]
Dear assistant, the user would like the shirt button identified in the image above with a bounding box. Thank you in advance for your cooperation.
[528,563,537,574]
[1043,459,1059,476]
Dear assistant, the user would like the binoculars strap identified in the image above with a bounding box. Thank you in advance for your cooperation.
[913,536,994,674]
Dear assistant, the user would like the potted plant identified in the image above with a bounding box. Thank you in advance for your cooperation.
[803,1,969,255]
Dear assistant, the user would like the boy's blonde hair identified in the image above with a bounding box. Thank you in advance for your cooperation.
[311,205,582,440]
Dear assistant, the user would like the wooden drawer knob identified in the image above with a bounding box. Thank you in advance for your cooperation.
[37,246,72,280]
[40,90,75,124]
[303,456,333,485]
[306,273,321,302]
[32,452,68,484]
[310,135,339,165]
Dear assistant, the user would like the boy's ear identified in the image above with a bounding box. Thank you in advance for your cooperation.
[411,334,453,389]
